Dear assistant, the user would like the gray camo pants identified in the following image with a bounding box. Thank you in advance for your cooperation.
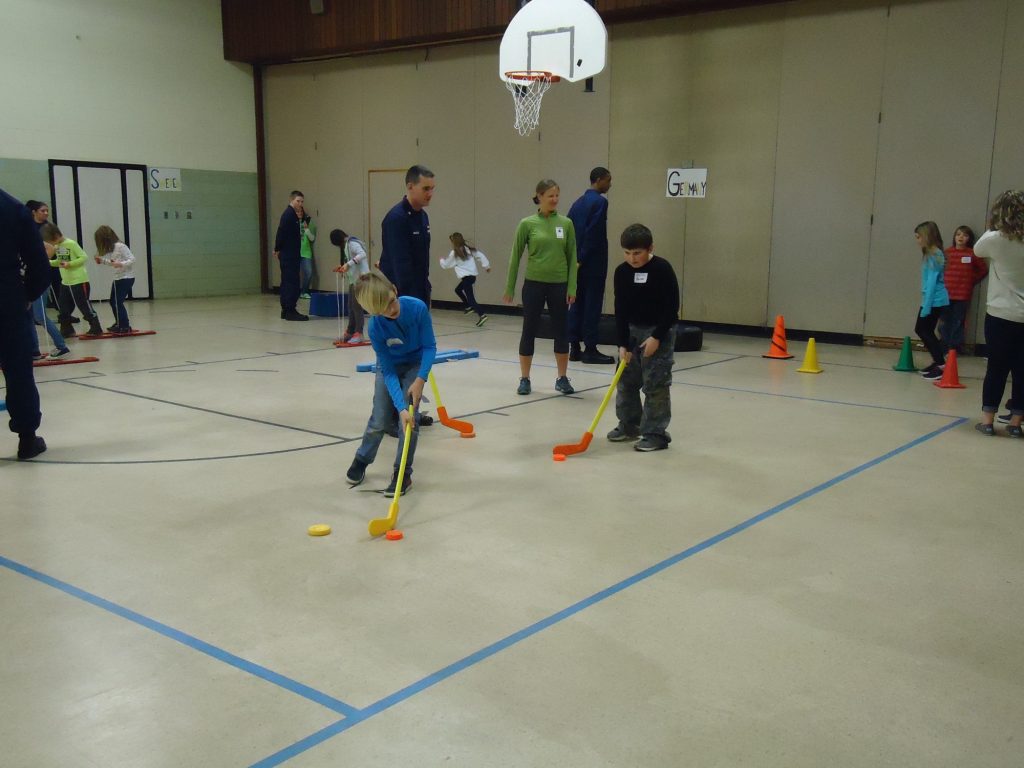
[615,324,674,444]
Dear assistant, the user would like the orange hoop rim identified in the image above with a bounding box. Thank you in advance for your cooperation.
[504,70,561,83]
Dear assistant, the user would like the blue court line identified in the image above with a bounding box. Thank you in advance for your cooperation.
[249,415,967,767]
[0,554,360,718]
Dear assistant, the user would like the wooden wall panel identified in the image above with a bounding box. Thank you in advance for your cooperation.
[222,0,788,64]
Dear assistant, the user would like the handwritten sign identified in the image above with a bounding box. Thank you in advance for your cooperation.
[149,167,182,192]
[666,168,707,198]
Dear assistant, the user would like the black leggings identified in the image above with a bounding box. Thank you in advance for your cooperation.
[455,275,482,315]
[914,306,945,365]
[982,313,1024,414]
[519,279,568,356]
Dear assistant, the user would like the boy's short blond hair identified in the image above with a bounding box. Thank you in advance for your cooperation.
[354,270,397,314]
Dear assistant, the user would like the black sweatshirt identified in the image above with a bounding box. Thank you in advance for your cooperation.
[613,255,680,347]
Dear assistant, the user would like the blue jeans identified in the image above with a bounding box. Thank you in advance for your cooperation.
[31,296,67,352]
[109,278,134,330]
[300,258,314,295]
[354,363,421,471]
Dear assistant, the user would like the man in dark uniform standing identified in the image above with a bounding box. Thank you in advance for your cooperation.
[0,188,51,459]
[567,167,615,364]
[273,190,309,321]
[379,166,435,304]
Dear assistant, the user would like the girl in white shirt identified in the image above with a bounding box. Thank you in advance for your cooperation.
[439,232,490,326]
[93,225,137,333]
[973,190,1024,437]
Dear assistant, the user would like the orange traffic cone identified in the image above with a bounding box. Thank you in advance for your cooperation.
[934,349,965,389]
[762,315,794,359]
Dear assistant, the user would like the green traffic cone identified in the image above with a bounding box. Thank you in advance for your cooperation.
[892,336,918,372]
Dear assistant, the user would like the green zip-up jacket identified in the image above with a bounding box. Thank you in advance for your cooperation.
[49,237,91,286]
[505,210,578,298]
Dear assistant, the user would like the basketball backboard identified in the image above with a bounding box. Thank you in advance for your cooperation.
[499,0,608,83]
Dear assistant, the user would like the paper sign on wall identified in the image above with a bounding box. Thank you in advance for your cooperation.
[149,167,182,192]
[666,168,707,198]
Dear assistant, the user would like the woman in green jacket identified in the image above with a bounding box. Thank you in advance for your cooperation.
[503,179,578,396]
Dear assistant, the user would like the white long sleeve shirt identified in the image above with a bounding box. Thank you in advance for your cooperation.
[440,248,490,278]
[99,242,136,280]
[975,230,1024,323]
[343,237,369,285]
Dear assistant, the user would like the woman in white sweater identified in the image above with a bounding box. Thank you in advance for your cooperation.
[973,190,1024,437]
[439,232,490,326]
[93,226,137,333]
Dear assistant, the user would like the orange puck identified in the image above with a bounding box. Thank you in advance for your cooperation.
[460,432,476,439]
[385,529,404,541]
[552,453,566,461]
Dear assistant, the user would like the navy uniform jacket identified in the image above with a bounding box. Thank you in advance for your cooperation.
[274,206,302,261]
[567,188,609,280]
[0,189,50,316]
[380,197,431,302]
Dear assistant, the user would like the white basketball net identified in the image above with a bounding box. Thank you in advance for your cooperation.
[505,72,553,136]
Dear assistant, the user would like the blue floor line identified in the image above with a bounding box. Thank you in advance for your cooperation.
[0,555,360,718]
[249,416,967,767]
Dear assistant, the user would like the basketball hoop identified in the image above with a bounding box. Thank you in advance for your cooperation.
[504,71,559,136]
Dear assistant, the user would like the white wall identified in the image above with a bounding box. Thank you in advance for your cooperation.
[0,0,256,172]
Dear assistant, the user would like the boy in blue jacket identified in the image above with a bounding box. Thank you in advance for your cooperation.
[346,271,436,495]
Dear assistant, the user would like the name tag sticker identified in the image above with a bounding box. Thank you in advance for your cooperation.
[961,256,972,263]
[634,272,649,284]
[555,226,564,239]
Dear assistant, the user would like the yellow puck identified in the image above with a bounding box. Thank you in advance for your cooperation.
[307,524,332,537]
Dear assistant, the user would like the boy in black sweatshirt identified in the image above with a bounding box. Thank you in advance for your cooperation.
[608,223,680,452]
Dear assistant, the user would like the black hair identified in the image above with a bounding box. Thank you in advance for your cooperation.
[329,229,347,247]
[26,200,47,213]
[590,167,611,184]
[406,165,434,185]
[620,223,653,250]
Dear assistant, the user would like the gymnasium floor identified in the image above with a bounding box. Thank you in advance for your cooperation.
[2,295,1021,768]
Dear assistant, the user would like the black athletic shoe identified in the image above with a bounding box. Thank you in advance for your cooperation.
[418,413,434,427]
[283,310,309,321]
[555,376,575,394]
[346,458,368,486]
[996,412,1012,424]
[17,435,47,460]
[517,377,531,395]
[384,470,412,496]
[974,423,995,436]
[581,348,616,364]
[569,343,583,362]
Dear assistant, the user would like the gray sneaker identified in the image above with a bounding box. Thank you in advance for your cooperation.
[554,376,575,394]
[517,377,531,395]
[607,426,640,442]
[634,436,668,452]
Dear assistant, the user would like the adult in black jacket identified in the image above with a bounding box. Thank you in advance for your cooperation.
[1,188,51,459]
[273,190,309,321]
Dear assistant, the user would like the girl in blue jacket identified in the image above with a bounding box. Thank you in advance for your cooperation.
[914,221,950,379]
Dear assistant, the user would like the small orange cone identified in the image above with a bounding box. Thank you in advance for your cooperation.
[762,315,794,359]
[797,338,823,374]
[934,349,965,389]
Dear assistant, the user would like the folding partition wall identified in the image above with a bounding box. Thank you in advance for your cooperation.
[48,160,154,300]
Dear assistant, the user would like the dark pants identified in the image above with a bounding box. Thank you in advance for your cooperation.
[354,363,421,471]
[981,314,1024,415]
[567,264,607,348]
[615,325,675,443]
[346,284,365,336]
[915,306,945,365]
[279,254,300,311]
[109,278,134,330]
[520,279,568,356]
[940,299,970,352]
[455,275,483,316]
[58,283,99,326]
[0,308,42,437]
